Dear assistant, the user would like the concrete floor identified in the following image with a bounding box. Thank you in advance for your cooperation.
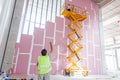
[1,74,120,80]
[50,75,111,80]
[50,75,120,80]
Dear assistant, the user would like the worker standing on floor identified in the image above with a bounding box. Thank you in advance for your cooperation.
[37,42,53,80]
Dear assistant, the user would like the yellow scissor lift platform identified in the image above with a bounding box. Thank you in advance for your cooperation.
[62,3,88,76]
[62,10,86,21]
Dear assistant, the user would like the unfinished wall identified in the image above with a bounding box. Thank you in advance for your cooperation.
[0,0,15,70]
[12,0,101,75]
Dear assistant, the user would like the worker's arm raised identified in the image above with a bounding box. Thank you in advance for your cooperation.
[49,42,53,53]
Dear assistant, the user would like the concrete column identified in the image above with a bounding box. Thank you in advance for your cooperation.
[98,7,107,74]
[0,0,15,70]
[2,0,24,72]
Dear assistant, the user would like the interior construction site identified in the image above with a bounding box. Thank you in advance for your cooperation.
[0,0,120,80]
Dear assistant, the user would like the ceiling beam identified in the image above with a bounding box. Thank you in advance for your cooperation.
[91,0,104,3]
[104,32,120,38]
[91,0,114,8]
[98,0,114,8]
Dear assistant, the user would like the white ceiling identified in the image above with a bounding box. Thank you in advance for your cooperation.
[92,0,120,39]
[101,0,120,39]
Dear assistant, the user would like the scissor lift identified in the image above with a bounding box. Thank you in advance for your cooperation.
[62,3,88,76]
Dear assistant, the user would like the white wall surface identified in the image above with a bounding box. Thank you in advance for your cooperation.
[0,0,15,69]
[0,0,6,41]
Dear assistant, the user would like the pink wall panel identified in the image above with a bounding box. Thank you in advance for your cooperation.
[81,44,87,58]
[84,17,89,26]
[94,32,100,44]
[45,22,55,37]
[80,59,87,67]
[16,54,29,74]
[80,29,86,44]
[50,44,58,62]
[88,56,94,74]
[56,17,64,31]
[95,46,101,58]
[55,32,63,45]
[34,28,44,44]
[50,63,57,75]
[44,38,53,52]
[65,18,71,25]
[58,55,67,75]
[77,59,87,71]
[30,65,37,74]
[96,61,102,75]
[31,45,42,63]
[59,38,67,54]
[94,23,99,31]
[59,45,67,55]
[88,42,93,54]
[91,66,97,74]
[87,29,93,42]
[19,34,32,53]
[89,12,95,28]
[65,26,71,37]
[92,62,101,74]
[96,60,101,74]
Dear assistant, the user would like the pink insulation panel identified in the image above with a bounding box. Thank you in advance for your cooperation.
[58,55,67,75]
[56,17,64,31]
[51,63,57,75]
[31,45,42,63]
[45,22,55,37]
[19,34,32,53]
[95,46,101,58]
[87,29,93,42]
[59,41,67,54]
[50,44,58,62]
[34,28,44,44]
[94,32,100,44]
[55,32,63,45]
[65,17,71,25]
[30,65,37,74]
[16,54,29,74]
[81,59,87,67]
[80,44,87,58]
[88,42,93,54]
[80,29,86,44]
[44,38,53,52]
[96,60,101,74]
[88,56,94,74]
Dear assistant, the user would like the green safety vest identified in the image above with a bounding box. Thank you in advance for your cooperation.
[38,55,52,74]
